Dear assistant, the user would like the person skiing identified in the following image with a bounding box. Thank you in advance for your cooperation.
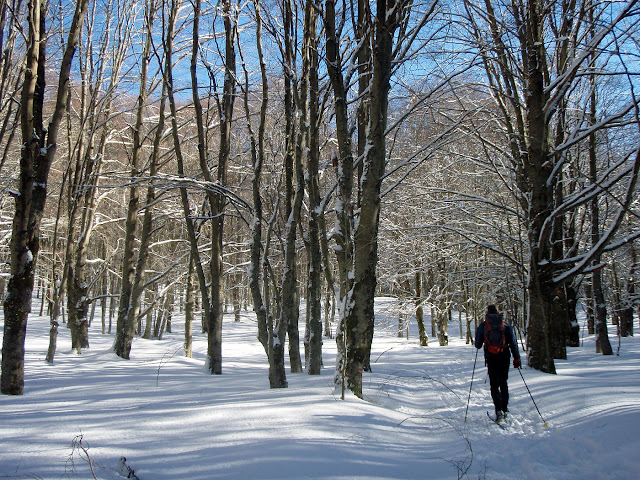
[475,305,521,423]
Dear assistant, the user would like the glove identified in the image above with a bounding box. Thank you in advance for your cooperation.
[513,357,521,369]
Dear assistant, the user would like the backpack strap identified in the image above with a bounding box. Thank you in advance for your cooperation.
[485,314,506,354]
[484,316,490,351]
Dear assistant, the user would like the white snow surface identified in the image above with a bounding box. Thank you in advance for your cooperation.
[1,298,639,479]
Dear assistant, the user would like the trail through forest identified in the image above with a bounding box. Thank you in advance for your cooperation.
[1,298,638,479]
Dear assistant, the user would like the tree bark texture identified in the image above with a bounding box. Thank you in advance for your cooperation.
[415,272,428,347]
[2,0,89,394]
[185,254,195,357]
[205,0,237,375]
[325,0,355,389]
[304,0,323,375]
[343,0,399,397]
[522,0,556,373]
[588,29,613,355]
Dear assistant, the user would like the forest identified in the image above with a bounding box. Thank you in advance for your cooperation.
[1,0,639,397]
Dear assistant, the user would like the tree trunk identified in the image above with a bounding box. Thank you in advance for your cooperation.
[398,314,405,338]
[527,266,556,373]
[165,0,213,363]
[125,53,163,353]
[588,21,612,355]
[617,256,634,337]
[113,2,155,358]
[565,285,580,347]
[431,307,437,338]
[243,0,286,387]
[437,309,449,346]
[142,293,152,339]
[164,288,173,335]
[548,285,568,360]
[325,0,355,391]
[593,268,612,354]
[246,31,269,351]
[185,254,195,357]
[279,0,304,375]
[45,273,63,363]
[343,0,401,397]
[68,129,109,352]
[585,281,595,334]
[45,135,72,363]
[2,0,89,394]
[415,273,427,346]
[523,0,556,374]
[304,0,323,375]
[205,0,236,375]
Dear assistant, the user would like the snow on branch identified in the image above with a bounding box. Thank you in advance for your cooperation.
[553,146,640,284]
[544,0,639,120]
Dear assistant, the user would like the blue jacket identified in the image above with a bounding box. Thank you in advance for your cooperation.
[475,313,520,360]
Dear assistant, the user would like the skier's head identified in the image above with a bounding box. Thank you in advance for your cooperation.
[487,305,498,315]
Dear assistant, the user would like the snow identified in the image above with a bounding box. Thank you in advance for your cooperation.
[1,298,639,479]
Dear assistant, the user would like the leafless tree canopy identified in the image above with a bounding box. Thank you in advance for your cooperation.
[1,0,638,395]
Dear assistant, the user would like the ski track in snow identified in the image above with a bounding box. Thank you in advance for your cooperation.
[1,297,638,479]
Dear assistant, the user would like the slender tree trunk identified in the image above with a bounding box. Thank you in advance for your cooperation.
[325,0,355,391]
[45,128,73,363]
[619,253,635,337]
[142,292,152,339]
[278,0,304,375]
[415,272,428,346]
[585,281,595,334]
[588,7,613,354]
[431,306,437,338]
[565,285,580,347]
[45,273,63,363]
[246,0,268,353]
[593,266,611,354]
[120,3,160,357]
[304,0,323,375]
[114,2,155,359]
[185,254,195,358]
[205,0,236,374]
[165,0,213,360]
[243,0,286,387]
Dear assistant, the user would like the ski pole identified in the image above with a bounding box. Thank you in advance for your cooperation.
[518,367,548,427]
[464,347,479,424]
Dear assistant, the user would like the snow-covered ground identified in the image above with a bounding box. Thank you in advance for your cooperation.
[1,298,639,479]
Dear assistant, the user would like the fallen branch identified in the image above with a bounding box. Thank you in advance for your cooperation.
[67,434,98,480]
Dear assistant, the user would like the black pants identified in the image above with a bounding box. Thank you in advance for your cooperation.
[486,355,510,414]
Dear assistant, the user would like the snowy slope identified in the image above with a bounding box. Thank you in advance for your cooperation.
[1,298,638,479]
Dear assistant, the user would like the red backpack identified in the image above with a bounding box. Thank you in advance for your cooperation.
[484,314,506,355]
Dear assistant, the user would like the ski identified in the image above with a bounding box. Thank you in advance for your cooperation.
[487,411,506,429]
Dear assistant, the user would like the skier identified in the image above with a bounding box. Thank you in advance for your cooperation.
[475,305,521,423]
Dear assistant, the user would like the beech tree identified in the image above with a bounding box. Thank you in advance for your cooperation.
[279,0,304,375]
[2,0,90,395]
[460,0,640,372]
[325,0,442,397]
[303,0,323,375]
[114,0,159,359]
[64,0,136,355]
[1,0,637,395]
